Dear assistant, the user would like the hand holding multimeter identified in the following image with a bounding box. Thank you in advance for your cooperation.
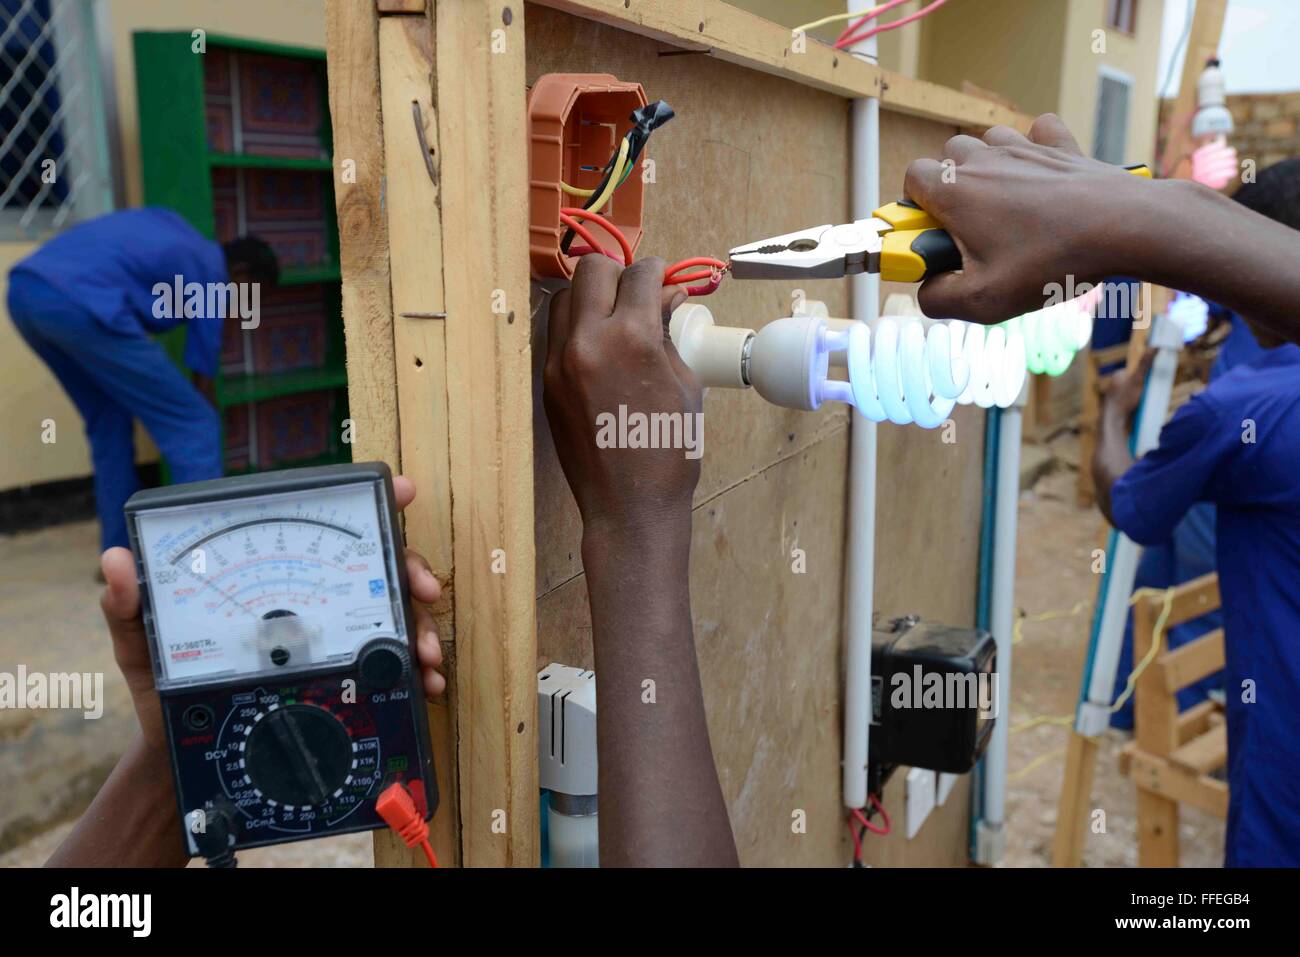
[90,465,444,866]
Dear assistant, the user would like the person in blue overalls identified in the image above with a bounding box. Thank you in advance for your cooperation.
[6,208,277,554]
[1105,299,1266,730]
[1093,160,1300,866]
[1093,283,1227,729]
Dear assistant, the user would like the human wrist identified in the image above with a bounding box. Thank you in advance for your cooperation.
[582,506,692,568]
[1102,177,1210,283]
[581,497,692,553]
[1071,174,1174,280]
[1099,394,1129,434]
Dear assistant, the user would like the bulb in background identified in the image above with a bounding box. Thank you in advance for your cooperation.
[1169,292,1209,342]
[1191,136,1239,190]
[1013,286,1099,377]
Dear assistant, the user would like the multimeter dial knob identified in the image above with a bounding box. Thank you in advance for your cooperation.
[243,703,353,807]
[358,638,411,690]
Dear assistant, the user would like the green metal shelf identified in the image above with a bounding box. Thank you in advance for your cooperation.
[207,33,327,61]
[136,30,344,480]
[279,263,342,285]
[209,151,332,171]
[225,449,349,477]
[218,366,349,407]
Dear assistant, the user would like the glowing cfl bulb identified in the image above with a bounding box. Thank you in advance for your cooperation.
[1192,137,1238,190]
[1169,292,1209,341]
[840,317,966,429]
[1013,286,1099,377]
[949,320,1027,409]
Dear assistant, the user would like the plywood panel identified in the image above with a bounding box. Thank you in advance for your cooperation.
[538,431,851,866]
[526,5,986,867]
[528,4,851,599]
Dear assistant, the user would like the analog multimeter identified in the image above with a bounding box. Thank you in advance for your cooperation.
[125,462,437,860]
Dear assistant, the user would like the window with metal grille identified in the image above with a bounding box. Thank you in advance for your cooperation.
[1093,68,1133,166]
[0,0,113,240]
[1106,0,1138,36]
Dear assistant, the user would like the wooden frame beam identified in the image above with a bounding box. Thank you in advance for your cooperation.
[325,1,400,468]
[373,5,461,867]
[530,0,1033,130]
[328,0,537,867]
[429,0,538,867]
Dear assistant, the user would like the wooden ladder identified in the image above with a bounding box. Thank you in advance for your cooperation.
[1118,573,1227,865]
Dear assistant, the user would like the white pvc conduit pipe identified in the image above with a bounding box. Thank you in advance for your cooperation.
[842,6,879,811]
[976,383,1025,863]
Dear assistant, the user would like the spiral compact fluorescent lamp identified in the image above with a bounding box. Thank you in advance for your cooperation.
[1189,60,1238,190]
[1014,301,1091,377]
[1191,136,1239,190]
[964,284,1101,391]
[669,304,971,430]
[843,318,968,428]
[756,314,970,429]
[1168,292,1210,341]
[946,320,1028,409]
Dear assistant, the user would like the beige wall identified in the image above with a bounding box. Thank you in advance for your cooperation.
[917,0,1069,117]
[0,0,325,492]
[0,246,92,489]
[1057,0,1165,162]
[725,0,915,71]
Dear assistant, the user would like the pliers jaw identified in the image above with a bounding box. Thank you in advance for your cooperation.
[727,218,888,280]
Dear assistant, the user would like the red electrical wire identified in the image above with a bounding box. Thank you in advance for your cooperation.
[664,256,728,296]
[833,0,912,46]
[566,243,623,263]
[852,794,892,836]
[837,0,950,49]
[559,208,635,265]
[847,812,865,863]
[419,839,439,868]
[559,209,726,297]
[376,782,439,868]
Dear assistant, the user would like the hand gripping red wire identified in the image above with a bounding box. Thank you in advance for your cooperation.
[559,207,727,297]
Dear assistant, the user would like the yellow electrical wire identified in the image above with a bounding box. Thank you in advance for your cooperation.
[559,136,629,209]
[1011,600,1089,646]
[560,178,599,198]
[1108,585,1177,714]
[1007,747,1066,783]
[1004,584,1179,785]
[1009,713,1073,735]
[792,4,888,35]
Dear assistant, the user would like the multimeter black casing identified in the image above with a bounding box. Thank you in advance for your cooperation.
[869,615,997,774]
[124,462,437,857]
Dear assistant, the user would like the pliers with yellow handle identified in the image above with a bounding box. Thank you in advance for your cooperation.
[728,164,1151,283]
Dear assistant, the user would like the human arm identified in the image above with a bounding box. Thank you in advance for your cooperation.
[1092,351,1152,528]
[46,476,447,867]
[1090,364,1238,547]
[183,315,222,380]
[904,114,1300,345]
[543,256,739,867]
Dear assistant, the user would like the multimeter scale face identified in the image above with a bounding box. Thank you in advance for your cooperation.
[134,480,400,690]
[126,464,437,854]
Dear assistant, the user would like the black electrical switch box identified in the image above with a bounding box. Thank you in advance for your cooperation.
[869,616,998,774]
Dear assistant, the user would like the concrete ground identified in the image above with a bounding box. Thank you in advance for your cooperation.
[0,519,370,867]
[0,430,1223,868]
[1002,432,1224,867]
